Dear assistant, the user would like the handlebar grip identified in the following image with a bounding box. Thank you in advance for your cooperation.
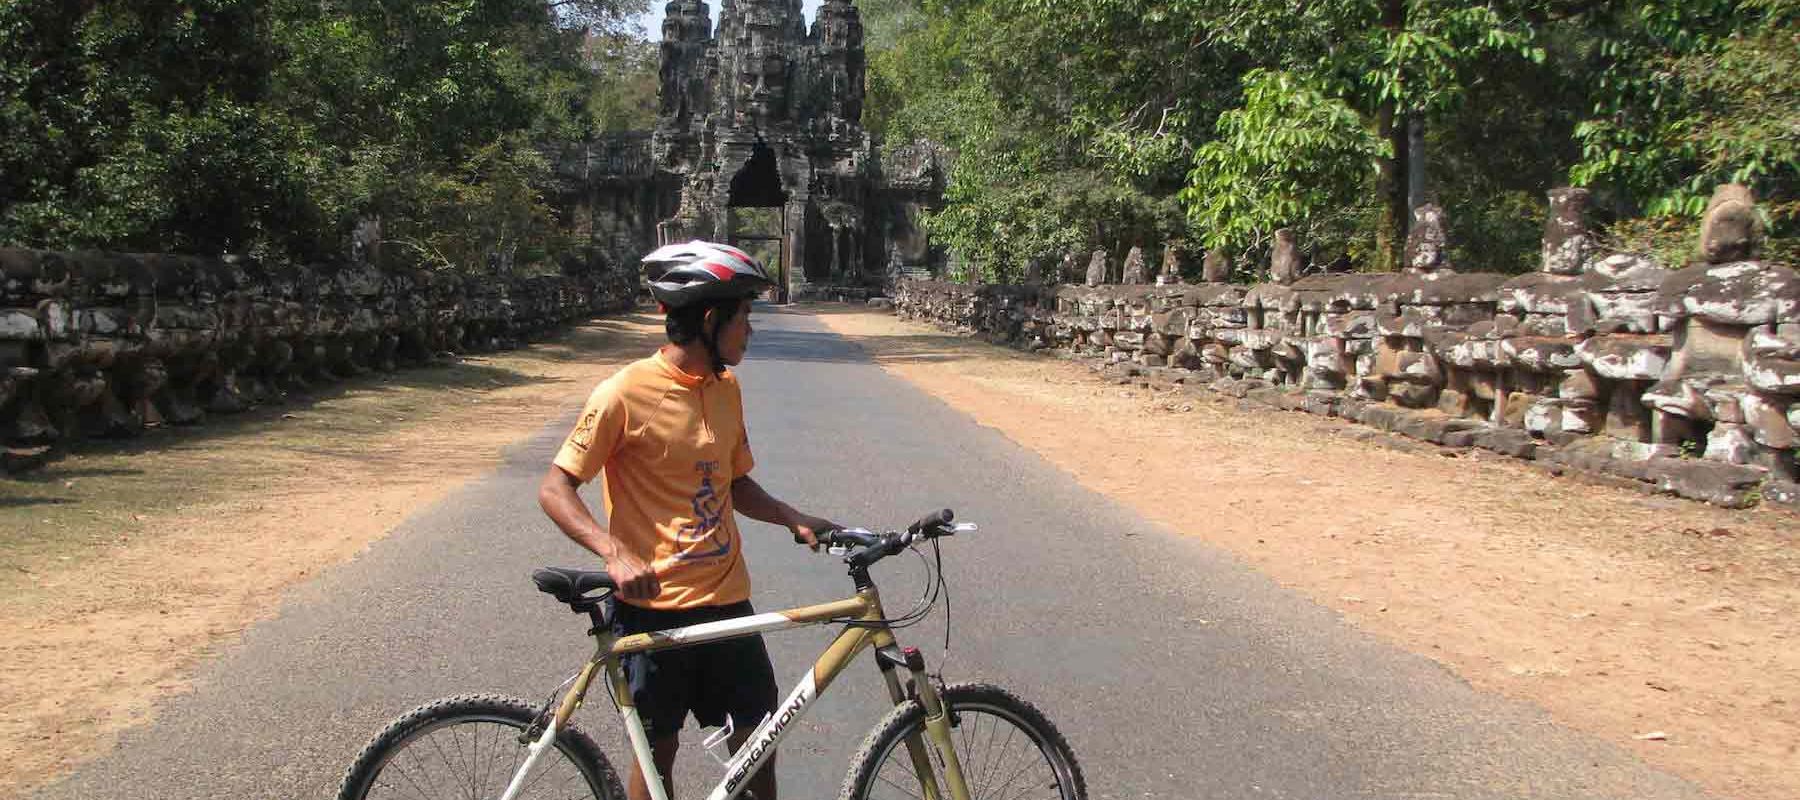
[908,508,954,535]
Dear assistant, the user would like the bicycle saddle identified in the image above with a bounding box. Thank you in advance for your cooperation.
[531,567,616,608]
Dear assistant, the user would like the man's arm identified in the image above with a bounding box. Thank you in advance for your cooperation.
[730,474,839,549]
[538,466,660,600]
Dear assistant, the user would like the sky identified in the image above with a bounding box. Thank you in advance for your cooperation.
[628,0,825,39]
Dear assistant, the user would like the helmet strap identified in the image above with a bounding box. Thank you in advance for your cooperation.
[701,300,743,376]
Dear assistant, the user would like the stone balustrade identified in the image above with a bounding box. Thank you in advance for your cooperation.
[893,186,1800,510]
[0,249,636,468]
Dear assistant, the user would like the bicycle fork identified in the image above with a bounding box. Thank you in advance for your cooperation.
[874,631,972,800]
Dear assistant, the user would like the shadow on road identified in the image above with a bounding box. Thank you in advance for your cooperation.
[756,305,990,367]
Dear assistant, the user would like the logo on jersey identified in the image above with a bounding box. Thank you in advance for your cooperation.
[568,408,600,451]
[673,460,732,561]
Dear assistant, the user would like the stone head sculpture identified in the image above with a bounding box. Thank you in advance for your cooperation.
[731,7,790,123]
[662,0,709,43]
[738,52,788,120]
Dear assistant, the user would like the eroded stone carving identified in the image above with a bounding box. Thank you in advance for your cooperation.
[1270,229,1300,285]
[1701,184,1762,264]
[1122,246,1147,285]
[1085,250,1109,287]
[1202,247,1232,283]
[883,182,1800,508]
[1542,187,1591,275]
[1405,203,1449,274]
[0,248,634,462]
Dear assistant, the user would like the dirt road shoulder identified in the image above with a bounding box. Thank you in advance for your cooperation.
[0,314,662,798]
[814,306,1798,800]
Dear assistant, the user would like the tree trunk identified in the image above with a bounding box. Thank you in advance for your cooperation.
[1407,115,1427,211]
[1373,0,1407,271]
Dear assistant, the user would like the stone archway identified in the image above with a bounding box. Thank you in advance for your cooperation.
[726,143,793,302]
[645,0,946,294]
[727,143,787,208]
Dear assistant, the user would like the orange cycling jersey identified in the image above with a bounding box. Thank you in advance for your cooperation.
[553,350,756,610]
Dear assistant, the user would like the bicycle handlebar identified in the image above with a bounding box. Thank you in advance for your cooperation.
[810,508,971,569]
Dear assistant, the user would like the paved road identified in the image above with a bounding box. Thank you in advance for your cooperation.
[35,308,1709,800]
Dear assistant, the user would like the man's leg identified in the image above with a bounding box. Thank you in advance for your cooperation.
[697,606,781,800]
[727,728,777,800]
[626,735,680,800]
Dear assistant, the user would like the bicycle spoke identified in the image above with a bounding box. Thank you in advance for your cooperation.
[455,724,477,800]
[990,720,1024,797]
[358,720,601,800]
[989,750,1047,800]
[385,747,440,800]
[957,714,983,797]
[858,698,1076,800]
[874,761,928,799]
[977,711,1009,797]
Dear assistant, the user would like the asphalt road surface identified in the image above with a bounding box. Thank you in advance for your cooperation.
[35,308,1709,800]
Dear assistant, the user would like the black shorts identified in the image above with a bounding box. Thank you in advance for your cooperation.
[609,598,779,741]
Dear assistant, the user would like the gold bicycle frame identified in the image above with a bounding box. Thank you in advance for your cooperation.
[526,583,972,800]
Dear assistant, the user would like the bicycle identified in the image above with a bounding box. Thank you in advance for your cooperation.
[336,508,1087,800]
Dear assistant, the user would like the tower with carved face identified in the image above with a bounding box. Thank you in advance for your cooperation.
[658,0,712,132]
[714,0,806,128]
[648,0,927,299]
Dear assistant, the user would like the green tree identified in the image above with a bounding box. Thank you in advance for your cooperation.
[0,0,653,274]
[1180,70,1387,262]
[1570,0,1797,262]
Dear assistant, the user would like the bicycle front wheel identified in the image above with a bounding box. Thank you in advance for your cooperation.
[336,693,626,800]
[839,682,1087,800]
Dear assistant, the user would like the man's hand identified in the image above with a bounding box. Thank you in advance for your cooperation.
[606,551,661,601]
[540,466,658,598]
[731,475,839,551]
[786,511,840,551]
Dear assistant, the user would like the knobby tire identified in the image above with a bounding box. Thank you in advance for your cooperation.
[336,693,626,800]
[838,682,1087,800]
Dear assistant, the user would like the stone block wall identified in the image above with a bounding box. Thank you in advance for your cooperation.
[0,248,637,463]
[892,187,1800,510]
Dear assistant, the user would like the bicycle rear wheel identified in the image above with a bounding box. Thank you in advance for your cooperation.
[336,693,625,800]
[839,682,1086,800]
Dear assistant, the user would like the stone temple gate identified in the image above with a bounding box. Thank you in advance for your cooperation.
[551,0,945,302]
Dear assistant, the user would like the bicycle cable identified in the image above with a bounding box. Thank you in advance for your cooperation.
[932,535,954,679]
[838,538,942,630]
[532,669,586,734]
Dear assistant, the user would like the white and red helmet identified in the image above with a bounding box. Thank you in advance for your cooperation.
[642,240,775,308]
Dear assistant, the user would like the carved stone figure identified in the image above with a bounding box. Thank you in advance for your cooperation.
[1122,246,1147,285]
[1269,229,1300,285]
[1700,184,1762,264]
[1086,250,1109,286]
[1160,244,1184,284]
[1541,187,1591,275]
[1405,204,1449,273]
[1202,247,1231,283]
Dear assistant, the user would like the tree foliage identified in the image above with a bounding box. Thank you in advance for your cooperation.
[1181,70,1386,256]
[864,0,1798,278]
[0,0,654,273]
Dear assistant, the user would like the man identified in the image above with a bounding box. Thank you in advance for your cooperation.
[538,241,836,800]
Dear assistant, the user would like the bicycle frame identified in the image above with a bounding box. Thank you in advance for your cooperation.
[500,582,972,800]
